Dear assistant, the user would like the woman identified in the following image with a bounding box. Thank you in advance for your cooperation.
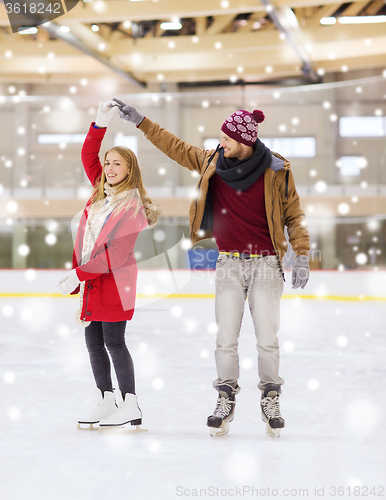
[58,100,160,430]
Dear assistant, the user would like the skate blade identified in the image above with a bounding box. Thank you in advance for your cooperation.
[209,423,230,437]
[99,424,148,434]
[77,423,99,431]
[265,423,281,439]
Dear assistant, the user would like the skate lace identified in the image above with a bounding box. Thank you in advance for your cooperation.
[261,395,282,419]
[90,399,106,414]
[213,397,233,419]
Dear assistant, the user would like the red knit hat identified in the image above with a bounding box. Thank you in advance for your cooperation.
[221,109,265,146]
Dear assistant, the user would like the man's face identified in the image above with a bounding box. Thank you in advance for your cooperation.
[220,132,245,159]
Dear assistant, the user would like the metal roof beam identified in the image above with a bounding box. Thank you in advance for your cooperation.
[41,22,146,88]
[260,0,319,81]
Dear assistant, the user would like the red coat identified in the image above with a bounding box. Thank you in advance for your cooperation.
[71,123,147,322]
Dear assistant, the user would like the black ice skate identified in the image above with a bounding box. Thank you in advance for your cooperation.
[207,388,235,437]
[260,385,285,438]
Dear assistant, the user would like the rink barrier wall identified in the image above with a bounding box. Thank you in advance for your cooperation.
[0,269,385,301]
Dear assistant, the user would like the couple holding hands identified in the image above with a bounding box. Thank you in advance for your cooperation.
[59,98,310,437]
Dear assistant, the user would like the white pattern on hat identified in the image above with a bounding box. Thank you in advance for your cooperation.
[241,132,253,142]
[226,123,237,132]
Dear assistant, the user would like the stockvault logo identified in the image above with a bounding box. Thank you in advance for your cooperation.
[4,0,80,33]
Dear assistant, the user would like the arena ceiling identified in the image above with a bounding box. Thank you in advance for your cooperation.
[0,0,386,88]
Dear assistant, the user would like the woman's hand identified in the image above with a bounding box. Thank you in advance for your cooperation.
[95,100,118,128]
[58,269,81,295]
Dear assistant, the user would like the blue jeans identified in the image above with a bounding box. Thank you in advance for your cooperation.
[213,254,285,395]
[85,321,135,396]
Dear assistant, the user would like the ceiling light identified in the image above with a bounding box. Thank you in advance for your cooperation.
[131,53,143,65]
[91,24,99,32]
[18,27,38,34]
[339,16,386,24]
[160,22,182,30]
[60,26,70,33]
[320,17,336,25]
[92,1,107,12]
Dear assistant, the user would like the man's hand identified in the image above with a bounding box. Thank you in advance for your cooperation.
[291,255,310,289]
[58,269,81,296]
[95,100,118,128]
[113,98,145,126]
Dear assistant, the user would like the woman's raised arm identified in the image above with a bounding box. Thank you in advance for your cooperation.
[81,101,118,185]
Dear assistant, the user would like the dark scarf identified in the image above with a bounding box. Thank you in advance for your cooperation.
[215,138,272,191]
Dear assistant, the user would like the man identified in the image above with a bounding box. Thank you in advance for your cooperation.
[113,99,310,438]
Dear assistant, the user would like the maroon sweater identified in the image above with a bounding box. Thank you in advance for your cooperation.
[210,172,276,255]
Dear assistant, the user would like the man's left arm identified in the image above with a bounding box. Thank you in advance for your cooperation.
[280,170,310,289]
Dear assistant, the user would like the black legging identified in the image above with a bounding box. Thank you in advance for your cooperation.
[85,321,135,396]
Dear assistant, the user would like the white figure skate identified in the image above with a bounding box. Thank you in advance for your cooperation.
[77,389,117,430]
[99,393,147,433]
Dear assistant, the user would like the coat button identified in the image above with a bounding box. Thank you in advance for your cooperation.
[86,311,91,316]
[89,285,93,289]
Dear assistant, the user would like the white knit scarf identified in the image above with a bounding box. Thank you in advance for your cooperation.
[76,183,132,326]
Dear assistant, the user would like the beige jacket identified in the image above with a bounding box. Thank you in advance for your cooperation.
[139,118,310,265]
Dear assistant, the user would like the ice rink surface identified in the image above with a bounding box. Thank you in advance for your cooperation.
[1,294,385,500]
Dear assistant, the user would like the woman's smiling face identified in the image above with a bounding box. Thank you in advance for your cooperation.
[104,151,129,186]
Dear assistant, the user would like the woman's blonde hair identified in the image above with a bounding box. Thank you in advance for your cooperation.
[91,146,161,226]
